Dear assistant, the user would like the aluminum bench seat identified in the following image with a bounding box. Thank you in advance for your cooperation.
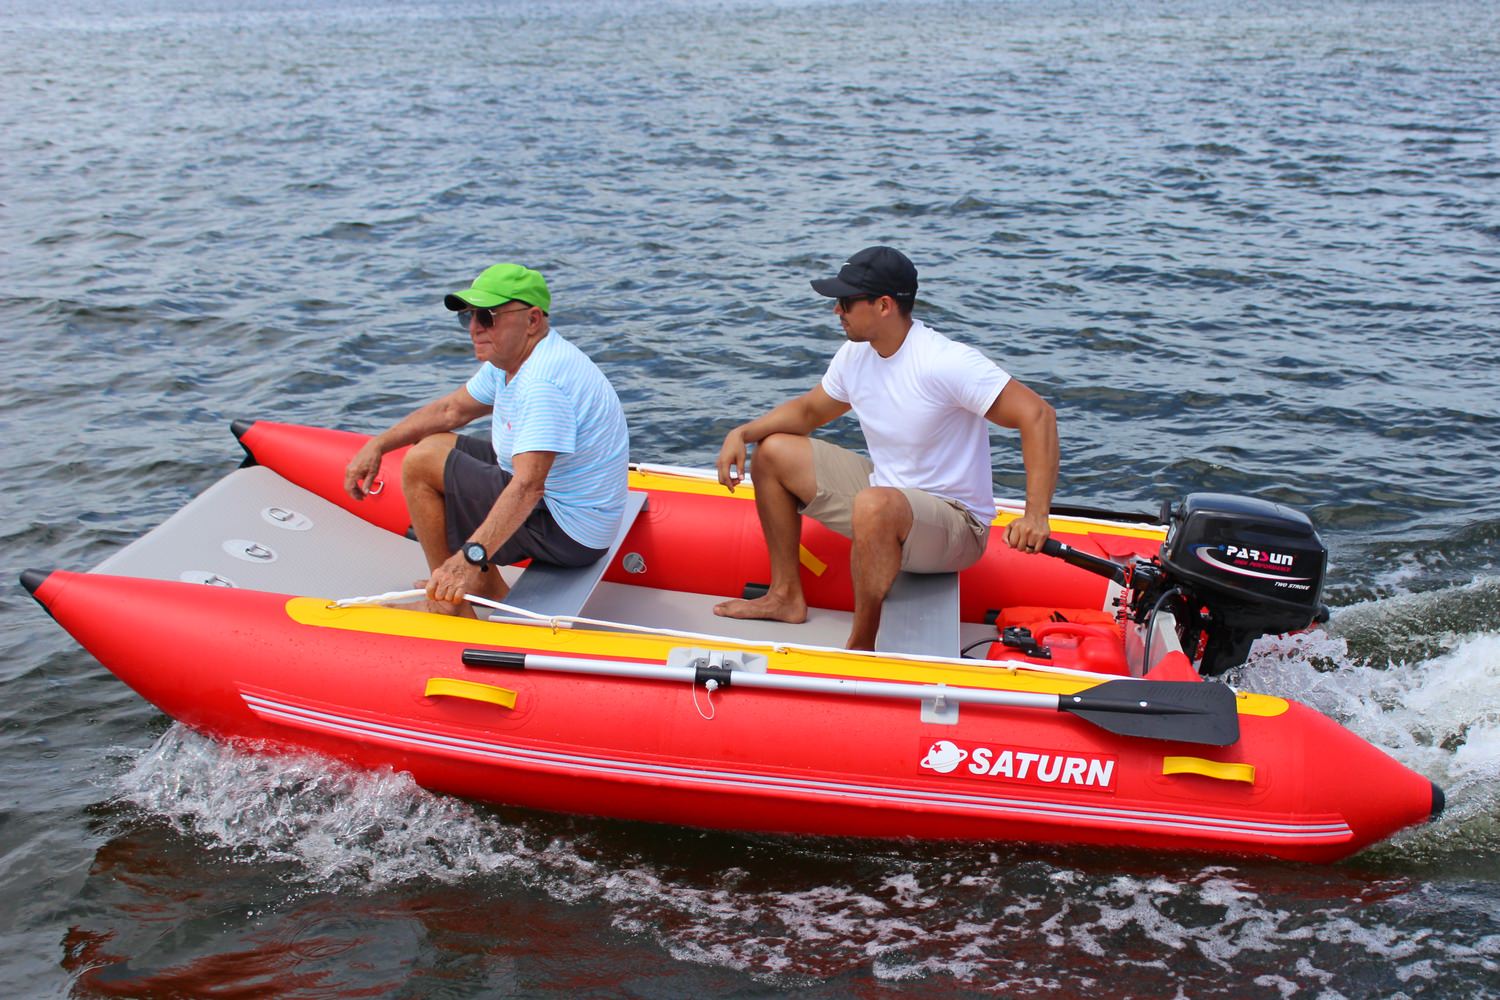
[500,491,648,619]
[874,571,961,657]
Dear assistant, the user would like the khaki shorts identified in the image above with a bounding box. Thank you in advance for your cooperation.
[799,439,990,573]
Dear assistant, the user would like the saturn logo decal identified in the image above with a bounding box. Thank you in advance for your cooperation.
[920,740,968,774]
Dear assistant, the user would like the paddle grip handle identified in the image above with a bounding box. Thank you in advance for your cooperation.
[462,649,527,670]
[1040,538,1128,585]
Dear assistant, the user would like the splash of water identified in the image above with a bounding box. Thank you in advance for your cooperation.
[1234,578,1500,856]
[115,730,528,888]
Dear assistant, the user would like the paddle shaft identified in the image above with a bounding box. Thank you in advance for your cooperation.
[460,649,1240,745]
[463,649,1057,710]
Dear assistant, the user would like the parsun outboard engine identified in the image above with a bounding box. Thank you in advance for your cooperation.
[1043,493,1329,676]
[1149,493,1328,675]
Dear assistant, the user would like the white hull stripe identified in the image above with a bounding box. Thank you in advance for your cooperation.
[240,692,1354,843]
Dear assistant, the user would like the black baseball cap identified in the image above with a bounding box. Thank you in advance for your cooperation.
[810,246,918,301]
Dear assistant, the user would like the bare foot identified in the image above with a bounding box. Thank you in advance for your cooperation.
[844,633,876,652]
[712,594,808,624]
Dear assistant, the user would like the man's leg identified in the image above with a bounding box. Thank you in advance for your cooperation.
[403,433,459,574]
[845,487,914,650]
[712,433,817,623]
[402,433,506,615]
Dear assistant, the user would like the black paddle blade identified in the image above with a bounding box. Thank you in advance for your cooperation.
[1060,679,1241,746]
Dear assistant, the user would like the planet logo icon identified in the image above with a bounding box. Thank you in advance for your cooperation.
[921,740,967,774]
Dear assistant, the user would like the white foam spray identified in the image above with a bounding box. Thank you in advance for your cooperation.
[1237,579,1500,854]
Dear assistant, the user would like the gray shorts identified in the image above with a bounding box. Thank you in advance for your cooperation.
[799,439,990,573]
[443,435,607,567]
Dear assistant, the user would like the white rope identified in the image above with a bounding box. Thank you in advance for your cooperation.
[328,588,427,608]
[692,678,718,720]
[331,587,543,617]
[324,588,1117,681]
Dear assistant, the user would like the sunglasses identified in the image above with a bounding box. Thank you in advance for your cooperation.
[456,304,531,330]
[837,294,879,312]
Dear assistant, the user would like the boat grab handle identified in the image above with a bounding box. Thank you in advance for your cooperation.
[1031,622,1121,644]
[1162,755,1256,784]
[424,677,518,710]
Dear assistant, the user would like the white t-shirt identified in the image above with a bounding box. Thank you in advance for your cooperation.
[820,320,1010,522]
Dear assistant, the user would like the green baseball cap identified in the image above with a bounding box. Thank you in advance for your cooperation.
[443,263,551,313]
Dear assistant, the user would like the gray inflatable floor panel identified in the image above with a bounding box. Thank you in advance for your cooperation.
[91,466,428,600]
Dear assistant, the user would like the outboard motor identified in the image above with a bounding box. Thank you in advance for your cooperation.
[1154,493,1328,675]
[1042,493,1329,676]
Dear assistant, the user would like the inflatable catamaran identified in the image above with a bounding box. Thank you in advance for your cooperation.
[22,420,1443,862]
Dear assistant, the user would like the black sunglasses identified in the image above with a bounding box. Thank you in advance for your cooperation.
[837,294,878,312]
[456,304,531,330]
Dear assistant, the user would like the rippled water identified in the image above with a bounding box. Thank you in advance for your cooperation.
[3,0,1498,996]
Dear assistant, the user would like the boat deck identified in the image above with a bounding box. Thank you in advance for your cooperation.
[90,465,996,657]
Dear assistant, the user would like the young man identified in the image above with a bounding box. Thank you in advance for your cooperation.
[713,246,1058,650]
[344,263,629,615]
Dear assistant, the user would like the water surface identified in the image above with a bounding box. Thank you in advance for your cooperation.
[3,0,1498,995]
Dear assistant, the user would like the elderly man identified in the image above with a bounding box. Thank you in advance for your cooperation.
[713,246,1058,650]
[344,263,629,615]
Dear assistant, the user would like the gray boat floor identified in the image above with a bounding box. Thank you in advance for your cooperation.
[92,466,993,654]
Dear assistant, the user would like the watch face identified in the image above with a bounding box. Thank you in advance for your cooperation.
[463,542,487,566]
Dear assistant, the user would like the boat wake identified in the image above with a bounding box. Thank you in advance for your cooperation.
[1235,575,1500,859]
[113,730,519,889]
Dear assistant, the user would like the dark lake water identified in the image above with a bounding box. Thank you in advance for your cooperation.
[3,0,1498,995]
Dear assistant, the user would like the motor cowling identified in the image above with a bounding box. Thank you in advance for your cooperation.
[1158,493,1328,676]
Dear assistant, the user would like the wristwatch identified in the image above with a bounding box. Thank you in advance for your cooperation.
[461,541,490,572]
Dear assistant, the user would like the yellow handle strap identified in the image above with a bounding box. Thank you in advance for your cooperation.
[424,677,518,710]
[1162,755,1256,784]
[798,544,827,576]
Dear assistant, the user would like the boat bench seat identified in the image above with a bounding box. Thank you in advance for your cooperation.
[875,571,960,657]
[499,491,648,620]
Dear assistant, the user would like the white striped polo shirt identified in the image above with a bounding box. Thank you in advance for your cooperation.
[465,329,629,550]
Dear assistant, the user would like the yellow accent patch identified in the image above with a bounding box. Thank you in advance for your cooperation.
[1162,756,1257,784]
[991,507,1167,541]
[625,467,1169,540]
[424,677,518,710]
[798,545,828,576]
[629,468,748,498]
[1234,691,1290,717]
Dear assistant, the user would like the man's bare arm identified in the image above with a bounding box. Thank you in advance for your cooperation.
[344,388,492,499]
[985,380,1059,552]
[716,386,851,491]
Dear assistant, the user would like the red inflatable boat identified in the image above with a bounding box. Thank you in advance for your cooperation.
[22,420,1442,862]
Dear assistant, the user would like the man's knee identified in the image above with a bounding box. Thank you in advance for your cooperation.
[752,433,806,471]
[402,434,454,491]
[851,487,912,538]
[750,433,815,494]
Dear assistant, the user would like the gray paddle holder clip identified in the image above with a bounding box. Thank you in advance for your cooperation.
[667,647,769,690]
[922,686,961,726]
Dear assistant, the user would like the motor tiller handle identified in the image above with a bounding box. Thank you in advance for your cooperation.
[1039,538,1129,585]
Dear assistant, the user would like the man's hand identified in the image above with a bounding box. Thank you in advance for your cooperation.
[344,440,385,501]
[717,429,748,492]
[1004,509,1051,554]
[426,552,483,605]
